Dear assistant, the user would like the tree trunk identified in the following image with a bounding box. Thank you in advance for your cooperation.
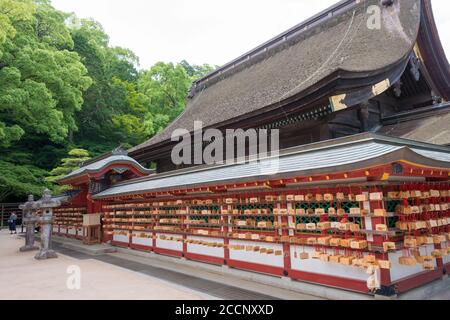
[68,129,74,144]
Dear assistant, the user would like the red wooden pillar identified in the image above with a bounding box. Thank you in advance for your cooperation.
[376,252,392,286]
[182,236,188,257]
[128,208,133,248]
[86,192,95,214]
[153,205,158,250]
[369,191,385,247]
[432,185,445,270]
[182,204,188,257]
[99,202,107,242]
[370,187,392,286]
[434,242,444,269]
[222,203,230,264]
[280,202,291,276]
[152,232,157,250]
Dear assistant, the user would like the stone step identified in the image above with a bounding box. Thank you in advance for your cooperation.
[52,237,117,256]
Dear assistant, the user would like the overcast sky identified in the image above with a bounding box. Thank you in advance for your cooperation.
[51,0,450,70]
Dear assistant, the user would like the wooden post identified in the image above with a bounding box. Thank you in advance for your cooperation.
[83,225,102,245]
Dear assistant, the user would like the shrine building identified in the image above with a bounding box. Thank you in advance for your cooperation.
[52,0,450,297]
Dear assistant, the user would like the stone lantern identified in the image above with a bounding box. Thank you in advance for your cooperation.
[35,189,61,260]
[19,195,39,252]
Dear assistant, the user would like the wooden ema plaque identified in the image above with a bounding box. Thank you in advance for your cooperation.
[83,214,101,226]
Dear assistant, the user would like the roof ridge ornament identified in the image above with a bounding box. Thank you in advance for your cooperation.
[187,83,197,99]
[112,145,129,156]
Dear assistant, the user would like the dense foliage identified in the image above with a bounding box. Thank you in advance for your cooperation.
[0,0,216,202]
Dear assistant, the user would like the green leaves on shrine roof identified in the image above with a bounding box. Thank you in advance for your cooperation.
[45,148,91,189]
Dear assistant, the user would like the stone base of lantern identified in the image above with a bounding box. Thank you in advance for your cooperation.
[20,245,39,252]
[35,249,58,260]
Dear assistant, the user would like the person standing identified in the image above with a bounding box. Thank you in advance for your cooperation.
[8,212,17,235]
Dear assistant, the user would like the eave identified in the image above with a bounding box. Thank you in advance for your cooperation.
[97,133,450,200]
[416,0,450,101]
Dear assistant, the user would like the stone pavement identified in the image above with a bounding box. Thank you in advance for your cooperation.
[2,229,448,300]
[0,229,284,300]
[0,230,213,300]
[49,235,318,300]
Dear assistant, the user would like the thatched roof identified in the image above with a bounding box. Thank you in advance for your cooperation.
[130,0,427,154]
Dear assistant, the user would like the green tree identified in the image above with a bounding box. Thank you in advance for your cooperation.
[0,139,61,202]
[0,0,216,202]
[0,160,51,202]
[0,0,34,50]
[138,62,192,122]
[0,0,92,147]
[69,17,141,151]
[136,61,215,135]
[46,148,90,184]
[180,60,216,80]
[34,0,74,49]
[0,0,34,146]
[110,78,151,146]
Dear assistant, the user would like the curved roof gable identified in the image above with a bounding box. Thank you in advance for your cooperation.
[58,154,153,184]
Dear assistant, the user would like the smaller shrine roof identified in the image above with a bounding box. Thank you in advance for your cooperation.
[58,151,153,184]
[51,195,71,204]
